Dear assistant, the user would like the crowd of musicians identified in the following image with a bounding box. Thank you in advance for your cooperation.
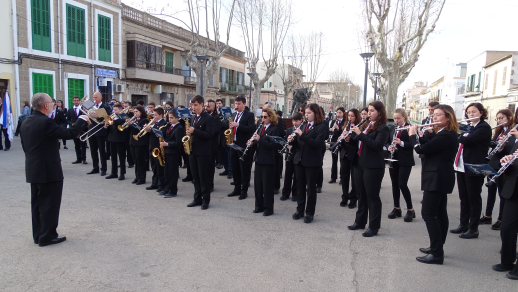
[22,91,518,279]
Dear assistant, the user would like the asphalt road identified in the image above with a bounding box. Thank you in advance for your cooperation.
[0,136,516,291]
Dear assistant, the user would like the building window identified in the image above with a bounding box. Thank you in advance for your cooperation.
[32,72,54,97]
[68,78,84,106]
[493,70,498,95]
[165,52,174,73]
[98,14,111,62]
[485,74,489,90]
[127,40,163,71]
[31,0,51,52]
[503,66,507,86]
[66,4,86,58]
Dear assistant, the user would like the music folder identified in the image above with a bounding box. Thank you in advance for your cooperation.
[267,135,287,146]
[464,163,498,176]
[117,113,130,120]
[82,100,95,110]
[152,128,164,139]
[95,108,108,119]
[228,143,244,152]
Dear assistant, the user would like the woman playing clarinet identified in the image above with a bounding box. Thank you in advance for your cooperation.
[339,109,361,208]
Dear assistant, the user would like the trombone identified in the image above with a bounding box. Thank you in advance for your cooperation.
[133,118,156,140]
[79,122,106,142]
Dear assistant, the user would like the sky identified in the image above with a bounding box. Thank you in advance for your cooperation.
[125,0,518,101]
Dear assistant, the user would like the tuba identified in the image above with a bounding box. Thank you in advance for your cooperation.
[182,118,192,155]
[224,116,234,145]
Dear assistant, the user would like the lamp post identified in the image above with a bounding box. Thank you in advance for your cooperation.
[247,72,255,109]
[347,82,352,110]
[195,56,209,96]
[372,72,381,101]
[356,89,359,108]
[360,52,375,108]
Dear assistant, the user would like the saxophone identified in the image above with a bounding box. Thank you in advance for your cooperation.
[224,116,234,145]
[152,124,168,167]
[182,118,192,155]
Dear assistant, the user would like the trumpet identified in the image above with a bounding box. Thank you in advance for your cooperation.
[240,122,263,161]
[105,107,131,126]
[133,118,156,140]
[224,116,234,145]
[182,118,192,155]
[118,115,137,131]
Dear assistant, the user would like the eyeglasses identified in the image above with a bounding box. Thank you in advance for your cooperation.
[496,117,505,121]
[261,115,269,119]
[466,111,479,115]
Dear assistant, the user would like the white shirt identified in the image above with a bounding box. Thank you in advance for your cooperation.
[48,109,57,118]
[233,110,244,141]
[73,105,81,116]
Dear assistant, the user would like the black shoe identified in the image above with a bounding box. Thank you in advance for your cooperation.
[187,201,202,207]
[201,203,209,210]
[216,164,224,169]
[492,221,501,230]
[4,148,10,151]
[156,188,164,193]
[227,191,240,197]
[348,223,365,230]
[416,254,443,265]
[280,195,289,201]
[253,208,265,213]
[362,228,378,237]
[450,225,468,234]
[132,179,138,184]
[263,210,273,216]
[274,189,280,195]
[219,170,229,176]
[182,177,193,182]
[292,212,303,220]
[404,210,416,222]
[459,229,479,239]
[106,156,110,160]
[492,264,515,272]
[118,175,125,181]
[164,193,177,198]
[100,171,106,176]
[157,190,166,196]
[316,187,322,193]
[39,236,67,247]
[238,194,248,200]
[146,185,158,190]
[136,181,145,185]
[480,215,492,224]
[303,215,314,223]
[388,208,402,219]
[339,198,348,207]
[339,179,342,185]
[230,182,235,185]
[329,179,336,184]
[507,266,518,280]
[128,164,134,168]
[227,174,233,179]
[82,160,88,164]
[63,146,68,149]
[419,247,432,254]
[348,200,357,209]
[72,160,82,164]
[291,196,297,202]
[105,174,118,179]
[87,169,100,175]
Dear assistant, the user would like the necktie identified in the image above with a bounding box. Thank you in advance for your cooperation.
[168,124,174,134]
[51,112,54,119]
[305,123,311,133]
[396,128,402,149]
[260,126,266,136]
[454,134,469,167]
[358,123,372,156]
[75,107,79,117]
[233,112,241,135]
[337,120,340,128]
[97,103,101,109]
[154,120,158,126]
[195,115,200,125]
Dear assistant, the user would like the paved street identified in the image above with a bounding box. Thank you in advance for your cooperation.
[0,136,515,291]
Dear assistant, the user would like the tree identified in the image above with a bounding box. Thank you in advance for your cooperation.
[362,0,445,114]
[302,32,324,105]
[278,35,307,116]
[328,69,362,110]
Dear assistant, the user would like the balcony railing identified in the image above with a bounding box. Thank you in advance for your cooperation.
[185,77,197,85]
[220,82,245,93]
[127,60,182,75]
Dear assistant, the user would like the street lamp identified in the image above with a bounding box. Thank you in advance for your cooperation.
[372,72,381,101]
[347,82,352,109]
[195,56,209,96]
[360,52,375,108]
[356,89,359,107]
[247,72,255,109]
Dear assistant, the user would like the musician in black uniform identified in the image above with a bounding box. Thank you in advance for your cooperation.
[339,109,361,208]
[105,104,127,180]
[482,109,515,230]
[144,107,167,192]
[227,95,256,200]
[386,108,415,222]
[123,100,135,168]
[451,103,491,239]
[409,104,459,265]
[86,92,112,176]
[129,106,149,185]
[186,95,216,210]
[290,103,328,224]
[280,112,303,201]
[274,110,286,193]
[205,99,222,191]
[66,96,87,164]
[329,107,346,184]
[159,109,184,198]
[177,105,193,182]
[250,108,282,216]
[348,101,389,237]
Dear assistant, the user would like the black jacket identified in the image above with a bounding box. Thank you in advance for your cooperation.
[190,111,215,156]
[20,111,87,183]
[229,110,256,148]
[385,124,415,167]
[411,130,458,193]
[459,120,491,176]
[210,111,222,152]
[329,119,345,142]
[292,122,327,167]
[130,118,150,147]
[284,126,298,162]
[277,118,286,139]
[66,107,82,124]
[162,123,184,155]
[501,141,518,199]
[352,123,390,168]
[253,125,282,165]
[148,118,167,150]
[107,119,127,143]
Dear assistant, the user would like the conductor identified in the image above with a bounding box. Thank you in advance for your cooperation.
[20,93,88,247]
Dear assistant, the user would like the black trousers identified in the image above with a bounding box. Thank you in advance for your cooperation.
[457,172,484,231]
[500,187,518,265]
[72,137,87,161]
[126,137,134,165]
[133,145,147,182]
[274,153,283,190]
[282,160,297,198]
[331,152,340,180]
[31,180,64,243]
[295,164,319,216]
[317,148,325,188]
[110,141,126,175]
[340,158,356,202]
[190,154,212,203]
[254,163,275,212]
[89,135,107,171]
[150,151,165,188]
[210,150,217,188]
[388,163,413,209]
[164,153,179,195]
[422,190,449,257]
[106,139,111,158]
[182,151,192,178]
[0,127,11,149]
[485,175,505,220]
[230,148,253,194]
[354,165,384,230]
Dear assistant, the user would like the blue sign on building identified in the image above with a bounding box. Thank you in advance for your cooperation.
[96,68,118,78]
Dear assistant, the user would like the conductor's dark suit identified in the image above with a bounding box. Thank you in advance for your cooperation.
[66,106,87,162]
[229,110,256,196]
[20,111,87,244]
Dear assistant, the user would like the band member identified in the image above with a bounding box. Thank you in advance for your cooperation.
[66,96,87,164]
[250,108,282,216]
[274,110,286,194]
[280,112,303,201]
[409,104,458,265]
[20,93,88,246]
[145,107,167,192]
[86,92,112,176]
[316,106,326,194]
[159,109,184,198]
[348,101,389,237]
[290,103,327,224]
[122,100,134,168]
[216,99,233,179]
[360,107,368,120]
[105,104,127,180]
[130,106,149,185]
[329,107,345,184]
[482,109,515,230]
[186,95,215,210]
[227,95,256,200]
[386,108,415,222]
[205,99,222,191]
[339,109,360,208]
[451,103,491,239]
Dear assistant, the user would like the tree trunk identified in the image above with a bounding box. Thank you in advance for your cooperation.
[385,73,399,115]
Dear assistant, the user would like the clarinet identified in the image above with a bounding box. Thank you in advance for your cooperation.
[240,122,264,161]
[329,121,350,154]
[279,119,306,155]
[486,155,518,186]
[486,124,518,160]
[389,125,399,160]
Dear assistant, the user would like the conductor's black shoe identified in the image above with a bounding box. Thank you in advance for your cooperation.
[419,247,432,254]
[388,208,402,219]
[238,194,248,200]
[164,193,177,198]
[362,228,378,237]
[348,200,357,209]
[280,195,289,201]
[118,174,125,181]
[132,179,138,184]
[292,212,303,220]
[72,160,82,164]
[316,187,322,193]
[182,176,193,182]
[492,264,515,272]
[347,223,365,230]
[416,254,443,265]
[105,174,118,179]
[227,191,240,197]
[253,208,265,213]
[303,215,314,223]
[263,210,273,216]
[39,236,67,247]
[219,170,229,176]
[87,169,99,174]
[480,215,492,224]
[329,179,336,184]
[128,164,134,168]
[82,160,87,164]
[100,171,106,176]
[291,196,297,202]
[404,210,416,222]
[187,201,202,207]
[459,229,479,239]
[492,221,501,230]
[201,203,209,210]
[146,185,158,190]
[450,225,468,234]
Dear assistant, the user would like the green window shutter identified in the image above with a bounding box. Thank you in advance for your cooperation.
[68,79,85,106]
[31,0,51,52]
[165,52,174,73]
[67,4,86,58]
[98,15,111,62]
[33,73,54,97]
[478,72,481,91]
[219,67,222,82]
